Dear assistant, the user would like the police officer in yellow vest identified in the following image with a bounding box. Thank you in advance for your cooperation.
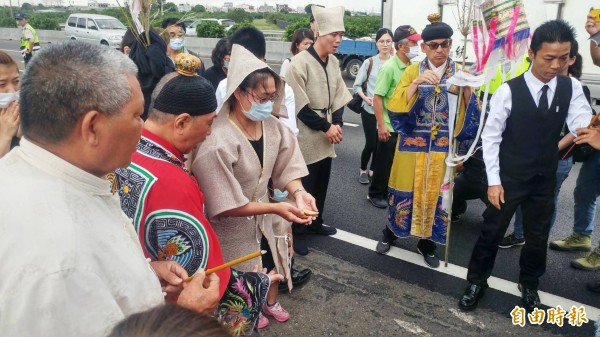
[15,13,40,66]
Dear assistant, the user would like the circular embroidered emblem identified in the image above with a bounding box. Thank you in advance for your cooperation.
[145,211,209,275]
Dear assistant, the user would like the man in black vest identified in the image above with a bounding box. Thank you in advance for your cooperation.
[458,20,593,312]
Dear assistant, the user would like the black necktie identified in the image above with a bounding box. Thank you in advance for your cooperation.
[539,85,549,116]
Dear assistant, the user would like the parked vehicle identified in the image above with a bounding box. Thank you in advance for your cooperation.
[335,39,378,80]
[65,13,126,49]
[186,18,235,36]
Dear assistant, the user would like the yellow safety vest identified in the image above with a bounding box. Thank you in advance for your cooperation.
[20,23,40,51]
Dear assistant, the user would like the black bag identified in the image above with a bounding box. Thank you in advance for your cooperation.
[573,144,596,162]
[346,93,364,113]
[347,57,373,114]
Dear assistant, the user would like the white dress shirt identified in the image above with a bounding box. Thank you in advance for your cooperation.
[482,69,593,186]
[0,139,164,336]
[215,78,299,136]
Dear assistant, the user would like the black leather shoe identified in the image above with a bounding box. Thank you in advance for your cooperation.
[294,235,309,256]
[368,196,387,209]
[279,268,312,293]
[518,284,540,311]
[304,225,337,236]
[587,280,600,293]
[458,284,487,311]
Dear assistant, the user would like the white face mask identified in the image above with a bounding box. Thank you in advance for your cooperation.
[406,46,420,60]
[0,91,19,108]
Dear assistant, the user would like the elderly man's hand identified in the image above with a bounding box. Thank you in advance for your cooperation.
[414,69,440,85]
[177,270,220,315]
[586,13,600,36]
[487,185,505,210]
[575,127,600,150]
[150,260,188,296]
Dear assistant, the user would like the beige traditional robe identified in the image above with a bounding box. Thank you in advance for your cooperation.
[192,44,308,272]
[286,49,352,165]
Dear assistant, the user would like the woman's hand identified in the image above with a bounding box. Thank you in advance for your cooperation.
[0,101,20,142]
[274,202,311,224]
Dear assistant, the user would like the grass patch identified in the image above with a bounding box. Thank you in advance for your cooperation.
[253,19,281,31]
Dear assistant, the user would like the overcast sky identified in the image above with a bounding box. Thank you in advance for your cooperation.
[1,0,383,13]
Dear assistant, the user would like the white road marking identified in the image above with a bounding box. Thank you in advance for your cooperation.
[344,122,360,127]
[448,308,486,329]
[394,319,431,336]
[331,229,600,321]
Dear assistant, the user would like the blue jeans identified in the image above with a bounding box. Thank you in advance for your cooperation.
[513,158,574,239]
[572,151,600,237]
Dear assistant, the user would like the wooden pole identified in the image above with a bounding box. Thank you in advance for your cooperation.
[445,23,470,268]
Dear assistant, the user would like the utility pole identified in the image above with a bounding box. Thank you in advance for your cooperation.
[9,0,15,25]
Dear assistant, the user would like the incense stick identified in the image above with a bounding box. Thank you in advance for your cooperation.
[184,250,266,282]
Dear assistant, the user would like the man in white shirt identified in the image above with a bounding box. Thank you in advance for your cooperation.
[0,41,219,337]
[459,20,593,312]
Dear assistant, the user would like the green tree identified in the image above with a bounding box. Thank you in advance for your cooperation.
[196,21,225,38]
[228,8,253,23]
[344,10,351,16]
[226,21,255,37]
[265,12,284,25]
[163,2,178,13]
[283,19,309,42]
[191,5,205,13]
[21,3,33,11]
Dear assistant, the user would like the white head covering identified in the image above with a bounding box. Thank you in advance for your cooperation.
[312,5,345,36]
[220,44,286,117]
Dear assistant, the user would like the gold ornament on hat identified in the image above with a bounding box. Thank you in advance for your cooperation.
[427,13,442,23]
[174,53,201,77]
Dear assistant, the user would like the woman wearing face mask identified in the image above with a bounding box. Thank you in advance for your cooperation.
[204,38,231,90]
[192,44,317,330]
[162,19,205,76]
[279,28,314,80]
[0,51,20,158]
[353,28,393,185]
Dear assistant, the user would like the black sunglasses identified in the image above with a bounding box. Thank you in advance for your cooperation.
[425,40,451,50]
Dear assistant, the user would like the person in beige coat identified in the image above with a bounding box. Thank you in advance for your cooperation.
[192,44,317,330]
[286,5,353,255]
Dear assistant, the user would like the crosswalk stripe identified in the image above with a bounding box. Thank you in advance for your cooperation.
[330,229,600,322]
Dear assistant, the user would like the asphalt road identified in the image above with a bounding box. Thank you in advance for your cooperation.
[2,38,599,336]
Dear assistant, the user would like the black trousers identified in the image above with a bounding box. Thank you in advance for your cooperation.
[466,174,556,289]
[360,110,378,170]
[381,226,436,254]
[368,132,398,199]
[452,170,489,215]
[23,52,32,65]
[293,157,332,234]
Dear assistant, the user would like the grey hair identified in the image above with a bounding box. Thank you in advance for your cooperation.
[395,38,409,50]
[147,72,179,124]
[20,41,138,143]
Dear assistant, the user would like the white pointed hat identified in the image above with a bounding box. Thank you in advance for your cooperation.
[220,44,286,117]
[312,5,345,36]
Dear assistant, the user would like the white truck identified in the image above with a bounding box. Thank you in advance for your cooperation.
[382,0,600,103]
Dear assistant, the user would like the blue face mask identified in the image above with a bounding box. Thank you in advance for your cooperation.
[170,38,184,50]
[240,99,273,121]
[272,189,289,202]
